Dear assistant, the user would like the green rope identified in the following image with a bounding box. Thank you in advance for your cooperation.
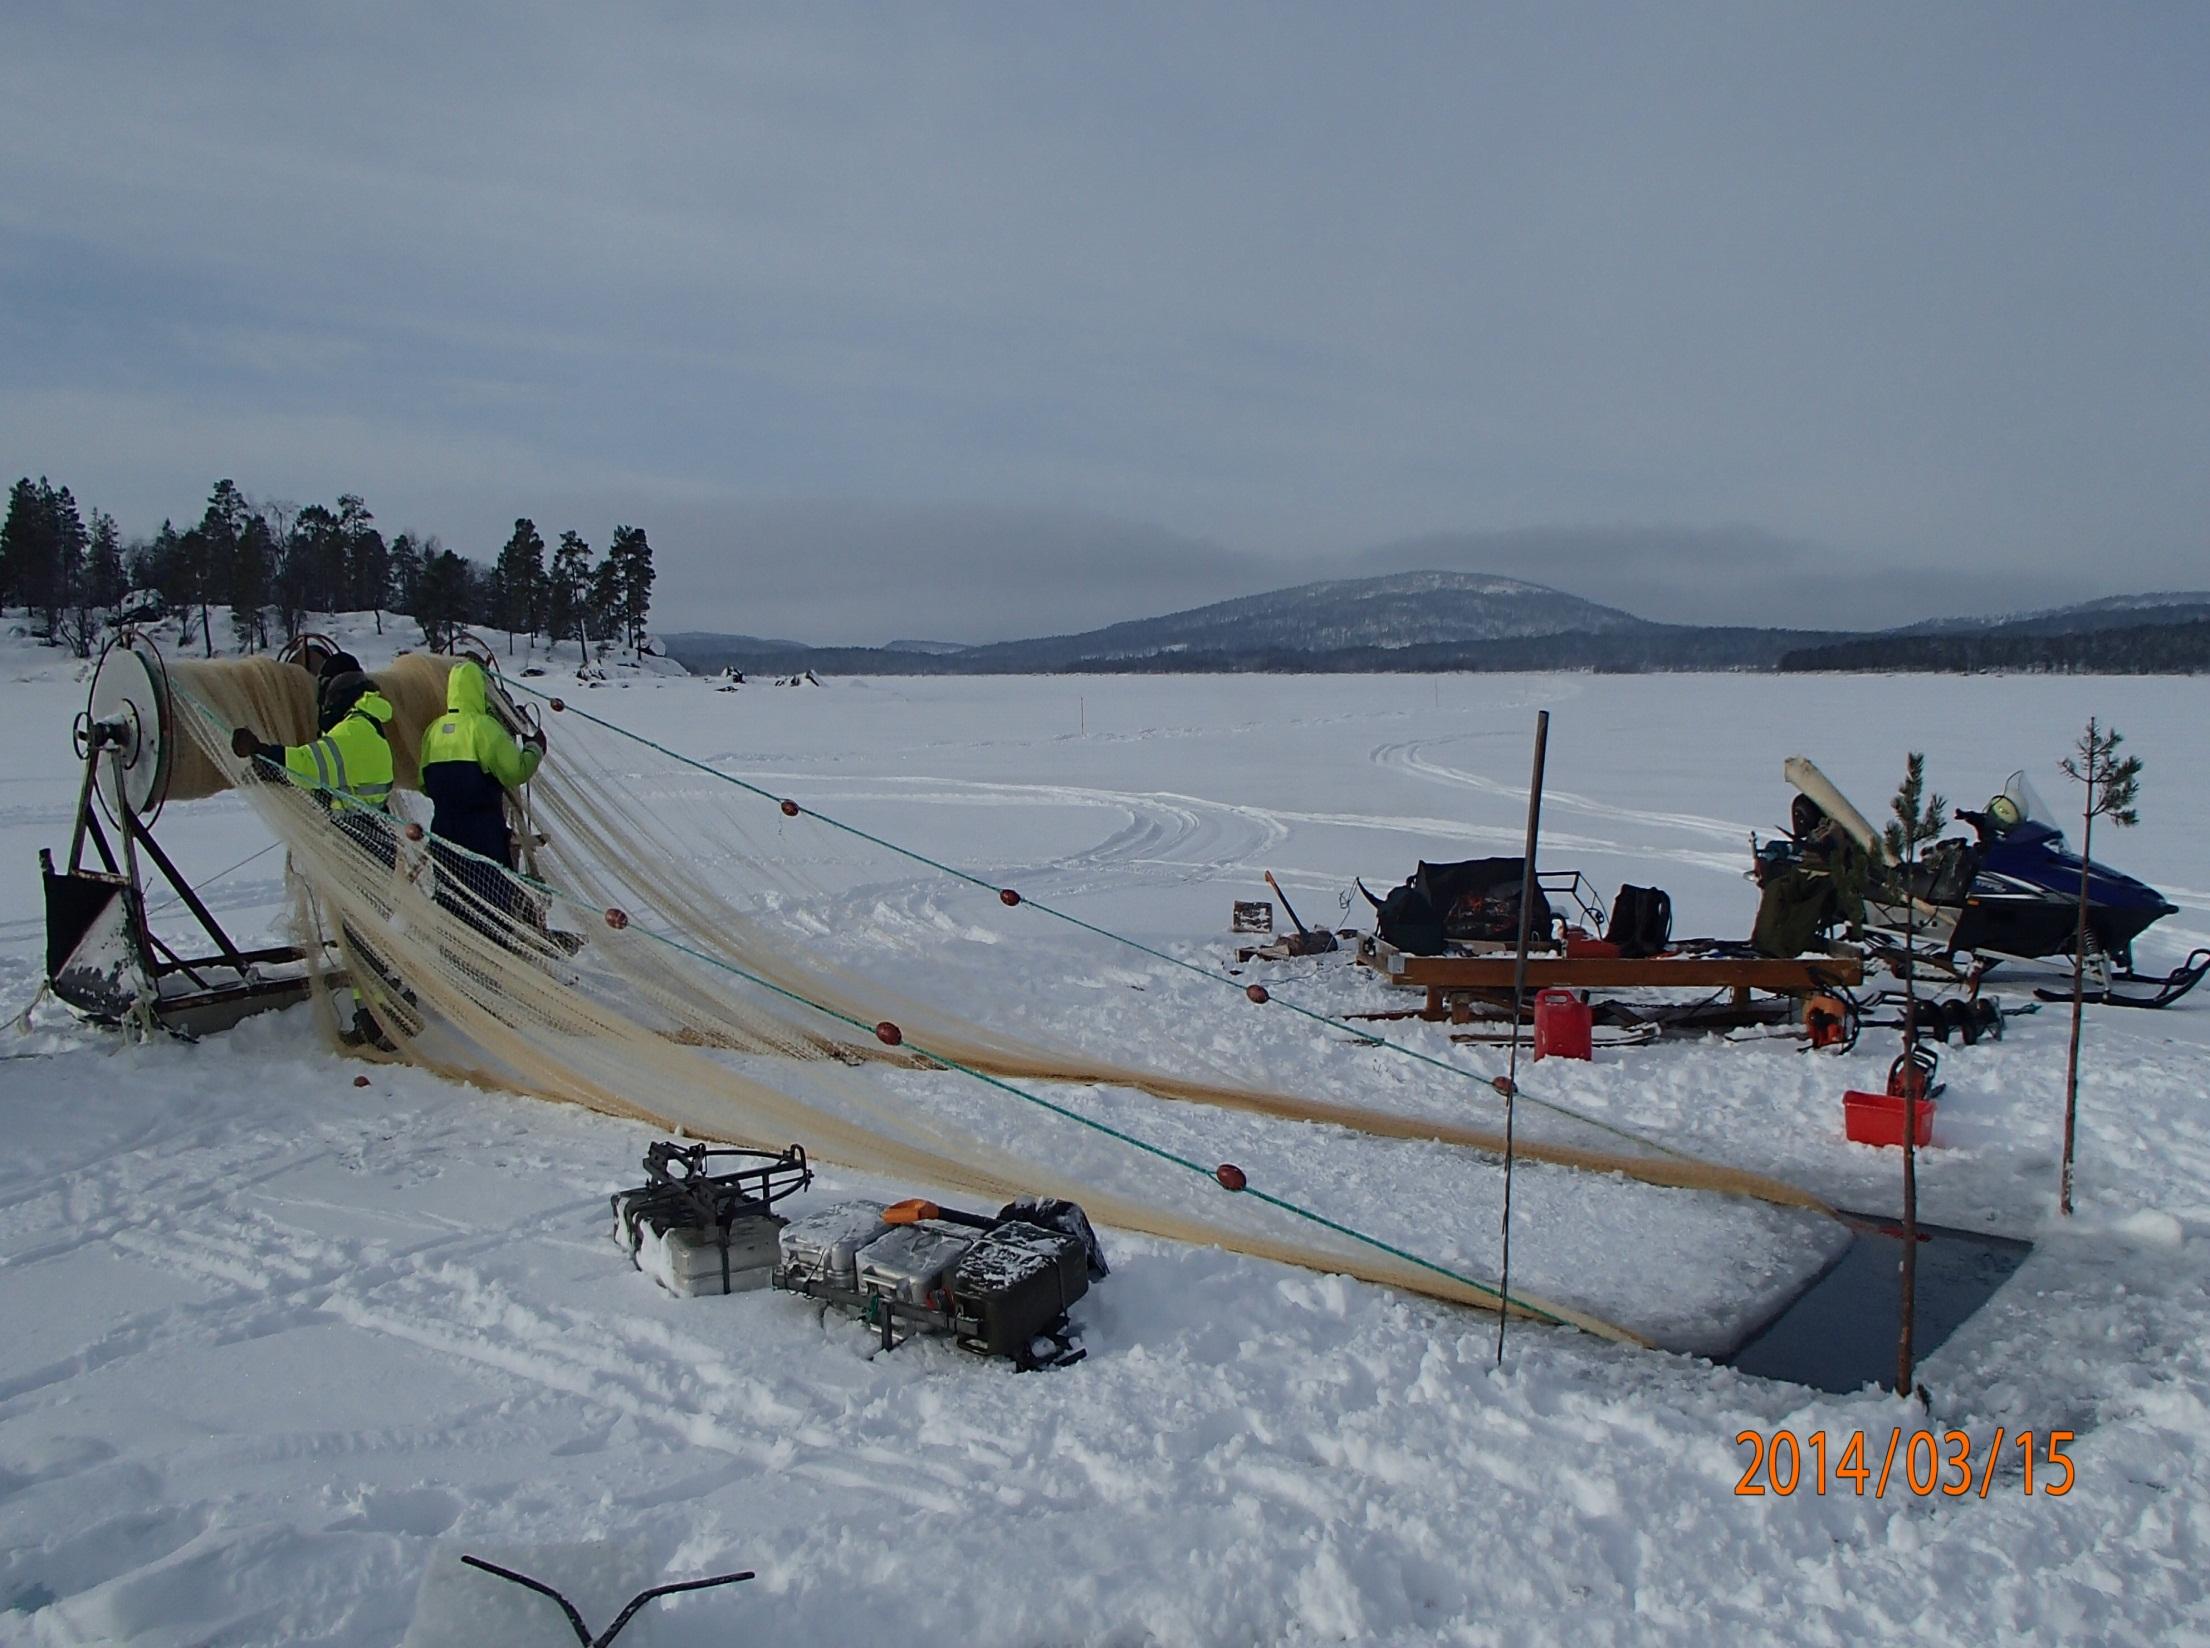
[596,908,1561,1325]
[511,680,1695,1163]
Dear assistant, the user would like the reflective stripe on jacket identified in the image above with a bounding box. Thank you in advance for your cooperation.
[282,690,396,810]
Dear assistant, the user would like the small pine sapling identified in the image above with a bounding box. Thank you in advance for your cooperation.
[1885,752,1947,1398]
[2056,720,2144,1217]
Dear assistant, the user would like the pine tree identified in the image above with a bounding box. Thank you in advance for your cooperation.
[414,549,470,652]
[131,520,190,625]
[2056,722,2144,1217]
[492,519,546,652]
[0,477,86,643]
[53,484,88,640]
[546,530,592,660]
[87,510,125,610]
[388,532,426,617]
[229,513,275,651]
[605,523,656,651]
[283,504,343,629]
[0,478,34,612]
[588,549,621,655]
[188,479,250,657]
[348,523,390,633]
[315,494,366,613]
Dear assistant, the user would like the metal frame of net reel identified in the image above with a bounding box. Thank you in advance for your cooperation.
[39,628,338,1037]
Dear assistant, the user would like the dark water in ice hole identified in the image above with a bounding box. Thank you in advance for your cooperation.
[1721,1213,2032,1394]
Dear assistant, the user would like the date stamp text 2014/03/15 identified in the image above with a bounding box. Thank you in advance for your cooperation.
[1734,1428,2075,1499]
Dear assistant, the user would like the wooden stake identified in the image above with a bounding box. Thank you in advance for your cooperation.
[1496,709,1549,1366]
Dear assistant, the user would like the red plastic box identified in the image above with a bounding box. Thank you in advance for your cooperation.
[1843,1090,1936,1148]
[1561,927,1622,960]
[1532,988,1593,1061]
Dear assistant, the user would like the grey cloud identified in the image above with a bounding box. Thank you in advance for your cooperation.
[2,4,2204,638]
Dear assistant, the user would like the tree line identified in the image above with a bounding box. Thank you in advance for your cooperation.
[0,475,656,662]
[1777,620,2210,675]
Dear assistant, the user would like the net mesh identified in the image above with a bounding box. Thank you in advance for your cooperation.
[155,651,1829,1343]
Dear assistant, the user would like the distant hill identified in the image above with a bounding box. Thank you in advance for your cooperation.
[1886,591,2210,639]
[667,572,1656,674]
[661,572,2210,677]
[948,571,1648,671]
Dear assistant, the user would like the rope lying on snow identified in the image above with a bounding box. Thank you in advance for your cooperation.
[615,916,1614,1338]
[510,681,1831,1216]
[163,672,1639,1341]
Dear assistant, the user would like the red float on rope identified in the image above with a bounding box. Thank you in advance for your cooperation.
[1491,1075,1516,1098]
[402,822,425,842]
[549,697,566,712]
[999,888,1021,907]
[1215,1163,1247,1191]
[1245,984,1269,1004]
[604,907,630,930]
[780,799,800,817]
[875,1020,903,1047]
[353,1074,372,1088]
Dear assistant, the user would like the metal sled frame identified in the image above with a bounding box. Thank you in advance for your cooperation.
[610,1142,814,1294]
[41,665,331,1038]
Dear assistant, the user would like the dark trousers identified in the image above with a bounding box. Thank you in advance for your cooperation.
[332,807,404,998]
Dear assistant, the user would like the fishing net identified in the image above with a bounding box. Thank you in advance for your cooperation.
[156,652,1828,1343]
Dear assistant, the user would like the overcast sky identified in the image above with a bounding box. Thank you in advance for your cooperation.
[3,4,2204,642]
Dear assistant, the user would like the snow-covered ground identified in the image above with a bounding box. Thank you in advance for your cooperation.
[3,625,2206,1645]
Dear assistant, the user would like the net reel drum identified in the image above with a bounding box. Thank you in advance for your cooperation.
[40,629,334,1037]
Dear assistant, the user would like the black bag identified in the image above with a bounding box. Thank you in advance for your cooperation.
[1372,879,1448,953]
[997,1196,1110,1279]
[1605,884,1673,957]
[1419,858,1547,944]
[1374,858,1550,954]
[950,1221,1089,1361]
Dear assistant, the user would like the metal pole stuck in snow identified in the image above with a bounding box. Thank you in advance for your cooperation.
[1497,709,1550,1366]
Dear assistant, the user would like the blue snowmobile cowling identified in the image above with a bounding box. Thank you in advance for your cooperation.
[1958,774,2178,968]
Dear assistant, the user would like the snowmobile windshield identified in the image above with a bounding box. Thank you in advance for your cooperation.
[1990,770,2068,846]
[2000,771,2061,828]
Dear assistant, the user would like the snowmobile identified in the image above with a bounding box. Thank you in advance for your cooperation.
[1773,759,2199,1006]
[1943,771,2178,968]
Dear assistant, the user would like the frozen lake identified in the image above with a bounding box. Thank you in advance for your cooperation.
[3,650,2206,1644]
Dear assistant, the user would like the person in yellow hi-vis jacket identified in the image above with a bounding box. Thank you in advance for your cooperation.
[231,658,405,1044]
[231,662,396,814]
[416,660,545,934]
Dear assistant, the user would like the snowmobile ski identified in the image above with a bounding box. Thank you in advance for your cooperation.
[2035,948,2209,1010]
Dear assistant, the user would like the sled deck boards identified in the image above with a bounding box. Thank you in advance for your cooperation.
[1363,942,1862,1021]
